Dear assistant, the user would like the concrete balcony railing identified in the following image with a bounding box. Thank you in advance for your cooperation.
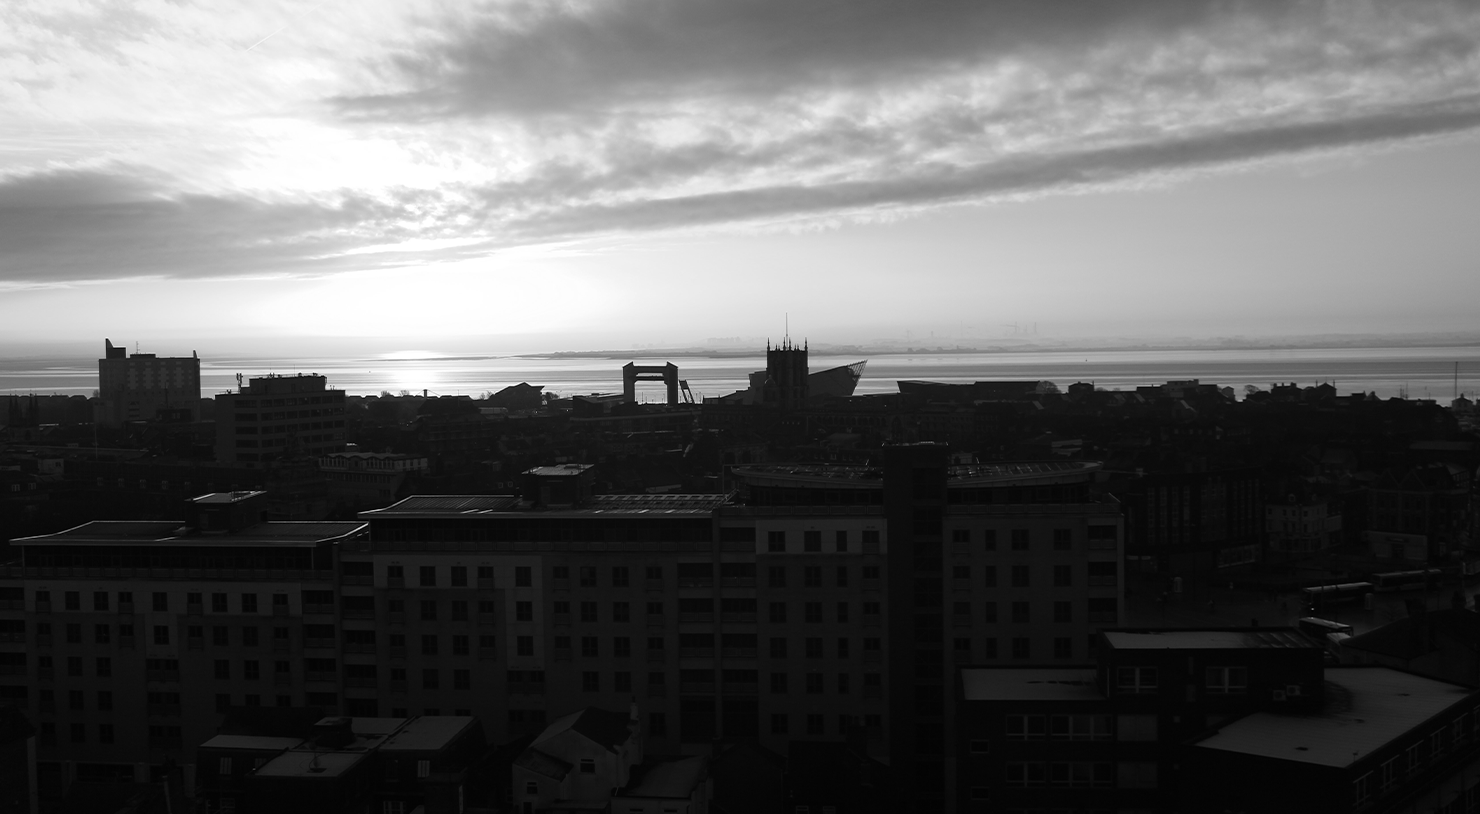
[303,603,335,616]
[720,613,756,624]
[678,613,713,624]
[679,648,714,659]
[721,648,757,659]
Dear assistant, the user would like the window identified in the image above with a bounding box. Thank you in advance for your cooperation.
[807,714,824,735]
[66,656,82,677]
[771,672,788,693]
[863,565,880,581]
[553,566,570,580]
[836,566,849,587]
[99,724,114,744]
[582,672,600,692]
[66,623,81,644]
[580,601,598,623]
[64,591,80,611]
[1117,762,1158,789]
[1053,601,1072,623]
[516,601,533,622]
[615,671,631,692]
[93,591,109,611]
[649,712,666,735]
[614,637,631,658]
[1117,667,1158,694]
[1053,564,1072,587]
[835,530,848,552]
[240,594,257,614]
[771,713,789,734]
[96,657,111,678]
[418,760,431,778]
[515,566,532,587]
[581,637,598,658]
[1353,772,1372,805]
[242,627,258,647]
[1088,560,1118,586]
[244,661,260,680]
[1005,762,1047,788]
[1088,598,1118,623]
[450,565,467,586]
[1117,714,1157,741]
[1053,528,1072,550]
[1010,529,1029,550]
[769,566,786,588]
[420,600,438,622]
[952,565,970,580]
[453,669,470,690]
[215,660,231,680]
[804,530,822,552]
[805,603,823,623]
[422,668,439,689]
[517,636,534,656]
[954,637,971,651]
[153,625,170,645]
[579,566,597,587]
[983,637,998,659]
[213,627,229,646]
[1011,602,1030,623]
[805,638,823,659]
[837,637,850,658]
[647,601,664,617]
[1012,638,1030,659]
[804,567,822,588]
[452,634,470,656]
[1011,565,1030,588]
[613,602,630,622]
[612,566,629,587]
[1205,666,1248,694]
[1054,638,1072,659]
[770,638,788,659]
[525,781,539,796]
[421,635,439,656]
[804,673,824,694]
[451,600,468,621]
[646,565,663,581]
[767,531,786,552]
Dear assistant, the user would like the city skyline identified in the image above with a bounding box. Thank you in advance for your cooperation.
[2,0,1480,351]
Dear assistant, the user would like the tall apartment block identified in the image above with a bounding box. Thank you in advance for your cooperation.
[215,374,347,466]
[0,449,1121,811]
[96,339,201,426]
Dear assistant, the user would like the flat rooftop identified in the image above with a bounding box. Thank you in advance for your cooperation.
[253,749,366,778]
[1192,667,1476,768]
[199,735,304,752]
[379,716,473,752]
[961,668,1103,702]
[1103,629,1315,650]
[363,494,730,518]
[13,520,366,547]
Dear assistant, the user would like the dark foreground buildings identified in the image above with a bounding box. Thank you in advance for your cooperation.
[0,444,1123,811]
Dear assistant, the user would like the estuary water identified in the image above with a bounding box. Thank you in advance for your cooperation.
[3,345,1479,402]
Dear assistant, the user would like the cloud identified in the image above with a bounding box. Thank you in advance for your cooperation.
[4,0,1480,286]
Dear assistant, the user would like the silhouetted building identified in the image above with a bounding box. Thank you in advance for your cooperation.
[215,374,347,466]
[96,339,201,427]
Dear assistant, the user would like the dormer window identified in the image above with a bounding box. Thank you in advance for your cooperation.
[580,758,595,774]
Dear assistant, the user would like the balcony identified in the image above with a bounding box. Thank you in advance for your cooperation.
[305,637,335,650]
[721,680,758,695]
[303,603,335,616]
[1088,576,1118,587]
[720,577,755,588]
[345,643,376,655]
[720,613,756,624]
[341,575,372,586]
[305,671,336,683]
[147,736,183,751]
[509,682,545,695]
[0,600,20,611]
[343,609,375,620]
[677,578,713,589]
[0,665,24,676]
[721,648,757,659]
[680,682,715,694]
[345,678,377,689]
[678,613,713,624]
[679,647,715,659]
[863,539,880,554]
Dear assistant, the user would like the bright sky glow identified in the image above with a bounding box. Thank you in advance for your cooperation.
[2,0,1478,353]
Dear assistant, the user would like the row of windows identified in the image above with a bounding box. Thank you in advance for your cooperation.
[947,526,1118,550]
[1003,761,1155,789]
[1113,666,1250,694]
[952,637,1077,660]
[1354,710,1479,804]
[35,590,289,613]
[949,562,1118,588]
[764,529,882,553]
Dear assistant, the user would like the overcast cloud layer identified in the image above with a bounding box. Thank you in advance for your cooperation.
[3,0,1480,286]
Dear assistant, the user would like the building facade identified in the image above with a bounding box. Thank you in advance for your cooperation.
[96,339,201,427]
[215,375,347,466]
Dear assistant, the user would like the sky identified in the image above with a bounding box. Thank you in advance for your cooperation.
[2,0,1479,356]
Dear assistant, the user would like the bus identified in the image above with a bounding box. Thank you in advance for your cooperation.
[1300,582,1373,612]
[1371,569,1443,593]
